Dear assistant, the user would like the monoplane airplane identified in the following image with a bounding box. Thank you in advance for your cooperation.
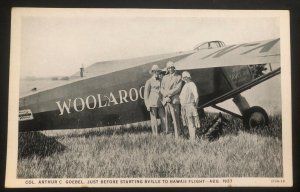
[18,38,281,132]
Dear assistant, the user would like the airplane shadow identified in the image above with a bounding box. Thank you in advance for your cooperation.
[65,124,153,139]
[197,113,282,141]
[18,131,66,159]
[88,126,151,137]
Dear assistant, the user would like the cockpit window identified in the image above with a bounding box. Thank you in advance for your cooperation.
[194,41,225,50]
[208,42,219,49]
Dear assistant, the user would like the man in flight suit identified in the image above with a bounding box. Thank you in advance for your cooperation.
[161,61,182,139]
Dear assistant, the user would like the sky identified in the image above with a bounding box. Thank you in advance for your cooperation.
[20,13,280,78]
[18,9,283,114]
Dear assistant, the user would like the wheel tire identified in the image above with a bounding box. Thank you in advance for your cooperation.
[243,106,269,130]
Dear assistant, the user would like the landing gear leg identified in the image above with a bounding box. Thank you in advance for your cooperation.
[233,94,250,114]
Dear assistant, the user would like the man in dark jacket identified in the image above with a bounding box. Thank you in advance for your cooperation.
[161,61,182,139]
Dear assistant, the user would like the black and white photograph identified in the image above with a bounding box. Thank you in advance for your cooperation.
[5,8,292,187]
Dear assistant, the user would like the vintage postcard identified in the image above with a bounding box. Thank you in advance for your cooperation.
[6,8,292,187]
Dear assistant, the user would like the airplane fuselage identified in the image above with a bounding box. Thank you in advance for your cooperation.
[19,63,252,132]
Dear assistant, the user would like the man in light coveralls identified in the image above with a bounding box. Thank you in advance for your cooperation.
[180,71,201,141]
[161,61,182,138]
[144,65,166,135]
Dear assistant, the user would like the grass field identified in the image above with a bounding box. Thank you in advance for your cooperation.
[17,113,283,178]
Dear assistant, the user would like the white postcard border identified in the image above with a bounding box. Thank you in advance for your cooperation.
[5,8,292,188]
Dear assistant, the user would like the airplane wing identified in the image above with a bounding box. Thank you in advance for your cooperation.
[20,50,194,98]
[174,38,280,70]
[71,50,194,78]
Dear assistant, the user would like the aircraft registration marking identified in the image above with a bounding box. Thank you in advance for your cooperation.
[19,109,34,121]
[229,69,251,83]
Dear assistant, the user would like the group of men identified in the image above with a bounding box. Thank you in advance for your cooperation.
[144,61,201,141]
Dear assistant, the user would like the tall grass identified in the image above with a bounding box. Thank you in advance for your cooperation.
[17,113,282,178]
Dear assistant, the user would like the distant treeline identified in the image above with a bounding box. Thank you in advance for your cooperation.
[22,76,70,81]
[51,76,70,81]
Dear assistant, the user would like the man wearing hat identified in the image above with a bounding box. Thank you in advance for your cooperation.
[144,65,166,135]
[179,71,200,141]
[161,61,182,138]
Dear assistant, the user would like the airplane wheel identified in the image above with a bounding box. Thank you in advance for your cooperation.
[243,106,269,130]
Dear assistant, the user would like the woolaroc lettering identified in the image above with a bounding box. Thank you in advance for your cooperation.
[97,94,107,108]
[119,90,129,103]
[86,95,97,109]
[107,92,118,106]
[56,86,145,116]
[129,88,138,101]
[73,97,85,112]
[56,99,72,115]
